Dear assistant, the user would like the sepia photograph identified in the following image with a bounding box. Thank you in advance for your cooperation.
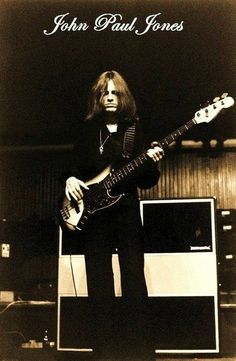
[0,1,236,360]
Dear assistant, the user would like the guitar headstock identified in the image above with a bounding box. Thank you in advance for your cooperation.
[194,93,234,124]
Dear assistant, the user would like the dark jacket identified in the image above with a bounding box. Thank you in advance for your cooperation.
[64,117,160,196]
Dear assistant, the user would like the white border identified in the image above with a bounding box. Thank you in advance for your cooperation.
[57,228,94,352]
[57,295,94,352]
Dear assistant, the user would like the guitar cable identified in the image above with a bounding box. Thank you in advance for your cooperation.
[69,254,78,297]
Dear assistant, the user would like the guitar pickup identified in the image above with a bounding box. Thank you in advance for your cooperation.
[70,199,80,214]
[74,203,80,214]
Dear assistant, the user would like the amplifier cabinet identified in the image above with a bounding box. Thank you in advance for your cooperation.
[57,197,219,354]
[140,198,219,354]
[217,209,236,291]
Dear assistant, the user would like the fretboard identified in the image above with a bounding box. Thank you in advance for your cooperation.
[159,118,196,148]
[103,118,196,189]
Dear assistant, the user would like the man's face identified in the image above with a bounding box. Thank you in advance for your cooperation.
[101,79,119,112]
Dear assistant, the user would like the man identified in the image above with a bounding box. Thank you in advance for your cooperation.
[65,70,163,298]
[63,70,163,352]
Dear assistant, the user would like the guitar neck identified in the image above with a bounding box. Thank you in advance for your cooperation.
[159,118,196,148]
[103,117,197,189]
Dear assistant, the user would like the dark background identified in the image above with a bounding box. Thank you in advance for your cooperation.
[1,0,235,146]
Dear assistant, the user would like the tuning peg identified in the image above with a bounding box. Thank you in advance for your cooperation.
[221,92,228,99]
[199,102,208,108]
[213,96,220,103]
[204,101,210,107]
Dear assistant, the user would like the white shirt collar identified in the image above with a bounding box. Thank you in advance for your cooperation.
[106,123,118,133]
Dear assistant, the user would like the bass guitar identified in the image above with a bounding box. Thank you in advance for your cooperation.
[60,94,234,231]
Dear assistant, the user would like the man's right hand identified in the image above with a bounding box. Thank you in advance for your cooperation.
[65,176,89,201]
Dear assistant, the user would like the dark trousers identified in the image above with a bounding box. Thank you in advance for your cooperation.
[78,196,149,354]
[82,198,147,299]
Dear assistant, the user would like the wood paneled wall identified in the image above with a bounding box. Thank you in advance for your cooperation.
[0,149,235,221]
[139,151,236,209]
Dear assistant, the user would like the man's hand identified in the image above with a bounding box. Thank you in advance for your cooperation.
[65,176,89,201]
[146,141,164,162]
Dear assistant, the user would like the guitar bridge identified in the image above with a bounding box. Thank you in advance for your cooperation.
[60,206,70,220]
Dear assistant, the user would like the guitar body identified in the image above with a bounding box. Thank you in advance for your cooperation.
[60,165,124,231]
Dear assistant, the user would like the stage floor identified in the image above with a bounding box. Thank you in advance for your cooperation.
[1,353,236,361]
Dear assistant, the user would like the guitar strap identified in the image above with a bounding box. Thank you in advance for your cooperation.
[122,123,136,158]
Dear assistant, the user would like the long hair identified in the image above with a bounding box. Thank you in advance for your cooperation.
[85,70,138,123]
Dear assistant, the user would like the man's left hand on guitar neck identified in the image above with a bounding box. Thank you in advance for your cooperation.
[146,142,164,162]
